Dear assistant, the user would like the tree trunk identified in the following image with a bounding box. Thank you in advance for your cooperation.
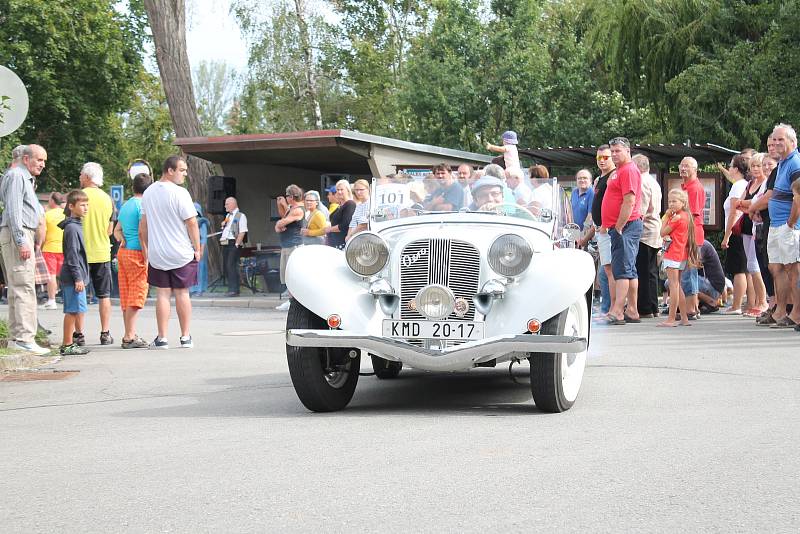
[293,0,323,129]
[143,0,222,279]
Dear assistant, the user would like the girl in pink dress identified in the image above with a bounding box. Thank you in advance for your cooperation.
[659,189,700,327]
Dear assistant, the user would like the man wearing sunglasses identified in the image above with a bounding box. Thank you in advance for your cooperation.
[578,144,617,316]
[601,137,643,325]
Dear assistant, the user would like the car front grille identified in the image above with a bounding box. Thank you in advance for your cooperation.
[399,238,480,322]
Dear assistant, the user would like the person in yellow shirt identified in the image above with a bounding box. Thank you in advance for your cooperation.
[41,192,66,309]
[300,190,329,245]
[79,162,114,346]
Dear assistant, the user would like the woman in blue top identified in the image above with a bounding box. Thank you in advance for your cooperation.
[190,202,210,296]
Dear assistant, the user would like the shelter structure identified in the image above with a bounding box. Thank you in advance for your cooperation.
[176,129,491,246]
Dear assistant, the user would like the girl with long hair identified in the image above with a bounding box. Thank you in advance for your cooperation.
[659,189,700,327]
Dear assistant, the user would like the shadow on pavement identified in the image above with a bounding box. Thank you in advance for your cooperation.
[117,367,548,418]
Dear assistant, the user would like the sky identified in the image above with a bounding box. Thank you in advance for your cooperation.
[186,0,249,73]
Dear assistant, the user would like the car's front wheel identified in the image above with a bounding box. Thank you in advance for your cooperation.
[371,355,403,379]
[286,299,360,412]
[529,295,589,413]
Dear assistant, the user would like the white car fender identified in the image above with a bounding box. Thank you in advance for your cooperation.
[285,245,380,333]
[486,248,594,333]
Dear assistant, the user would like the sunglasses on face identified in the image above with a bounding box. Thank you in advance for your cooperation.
[596,155,611,161]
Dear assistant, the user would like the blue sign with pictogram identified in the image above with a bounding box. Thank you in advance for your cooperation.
[110,184,124,213]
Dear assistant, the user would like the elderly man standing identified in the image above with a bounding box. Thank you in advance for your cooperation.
[140,156,200,349]
[767,123,800,328]
[220,196,248,297]
[632,154,662,318]
[601,137,643,325]
[78,162,114,346]
[0,144,49,354]
[457,164,474,208]
[679,157,706,319]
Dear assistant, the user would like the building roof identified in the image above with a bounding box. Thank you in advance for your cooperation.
[175,129,491,173]
[520,141,739,168]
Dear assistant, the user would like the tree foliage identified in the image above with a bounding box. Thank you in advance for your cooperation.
[0,0,146,190]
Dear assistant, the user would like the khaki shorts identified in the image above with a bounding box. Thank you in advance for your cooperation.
[766,224,800,265]
[280,246,300,284]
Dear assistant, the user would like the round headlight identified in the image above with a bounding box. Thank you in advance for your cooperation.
[416,285,455,320]
[488,234,532,277]
[345,232,389,276]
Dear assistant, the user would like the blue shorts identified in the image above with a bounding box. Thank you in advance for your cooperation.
[698,276,721,301]
[609,219,643,280]
[62,285,88,314]
[681,267,699,296]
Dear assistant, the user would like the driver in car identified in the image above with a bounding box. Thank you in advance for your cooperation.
[471,176,505,210]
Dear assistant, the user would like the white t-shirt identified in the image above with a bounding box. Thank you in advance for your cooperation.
[531,182,553,209]
[141,180,198,270]
[512,182,532,204]
[723,179,747,224]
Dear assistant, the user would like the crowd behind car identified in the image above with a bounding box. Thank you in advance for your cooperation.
[2,122,799,355]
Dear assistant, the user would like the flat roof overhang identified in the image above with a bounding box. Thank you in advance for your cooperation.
[520,142,739,168]
[175,129,491,173]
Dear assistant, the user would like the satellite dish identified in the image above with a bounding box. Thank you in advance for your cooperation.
[0,66,29,137]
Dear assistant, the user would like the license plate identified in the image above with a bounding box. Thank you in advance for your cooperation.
[382,320,485,340]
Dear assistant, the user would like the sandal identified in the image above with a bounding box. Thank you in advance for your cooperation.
[598,315,626,325]
[623,314,641,323]
[770,316,799,329]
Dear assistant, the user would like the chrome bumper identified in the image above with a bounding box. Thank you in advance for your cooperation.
[286,330,587,372]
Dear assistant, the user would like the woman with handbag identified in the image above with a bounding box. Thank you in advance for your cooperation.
[735,153,770,317]
[720,155,751,314]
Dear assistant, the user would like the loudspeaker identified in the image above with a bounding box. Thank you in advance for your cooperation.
[207,176,236,215]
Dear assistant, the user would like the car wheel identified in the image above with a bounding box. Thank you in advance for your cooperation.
[286,299,360,412]
[370,355,403,379]
[529,295,588,413]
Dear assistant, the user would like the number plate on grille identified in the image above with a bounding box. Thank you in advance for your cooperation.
[382,320,485,340]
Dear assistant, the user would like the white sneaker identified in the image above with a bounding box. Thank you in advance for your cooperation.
[275,300,291,311]
[9,340,51,355]
[179,335,193,349]
[41,300,57,310]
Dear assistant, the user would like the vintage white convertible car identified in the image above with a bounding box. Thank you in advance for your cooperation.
[285,178,595,413]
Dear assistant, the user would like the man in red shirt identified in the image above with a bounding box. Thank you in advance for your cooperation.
[679,157,706,318]
[601,137,643,324]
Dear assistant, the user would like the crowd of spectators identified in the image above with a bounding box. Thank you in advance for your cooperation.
[2,123,798,354]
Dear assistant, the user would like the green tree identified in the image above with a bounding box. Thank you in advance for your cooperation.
[0,0,146,190]
[400,0,484,150]
[193,60,238,136]
[233,0,350,132]
[332,0,430,136]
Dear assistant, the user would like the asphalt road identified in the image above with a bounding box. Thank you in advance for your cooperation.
[2,304,799,532]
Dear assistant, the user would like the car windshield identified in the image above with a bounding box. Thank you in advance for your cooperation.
[369,176,573,234]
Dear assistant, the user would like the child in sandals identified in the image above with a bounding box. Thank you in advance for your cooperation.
[660,189,700,327]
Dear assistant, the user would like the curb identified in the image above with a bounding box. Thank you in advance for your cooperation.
[108,296,288,309]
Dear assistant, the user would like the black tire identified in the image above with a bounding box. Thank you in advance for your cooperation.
[371,355,403,379]
[529,297,588,413]
[286,299,360,412]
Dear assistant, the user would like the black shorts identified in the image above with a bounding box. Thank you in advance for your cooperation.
[89,261,113,298]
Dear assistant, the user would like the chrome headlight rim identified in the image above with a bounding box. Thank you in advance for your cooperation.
[415,284,456,321]
[488,233,533,278]
[344,232,390,277]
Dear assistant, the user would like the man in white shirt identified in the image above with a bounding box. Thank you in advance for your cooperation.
[220,196,248,297]
[139,156,201,349]
[505,168,532,206]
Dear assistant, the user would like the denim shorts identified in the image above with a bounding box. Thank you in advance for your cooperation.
[681,267,699,296]
[698,276,720,301]
[62,285,88,314]
[609,219,643,280]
